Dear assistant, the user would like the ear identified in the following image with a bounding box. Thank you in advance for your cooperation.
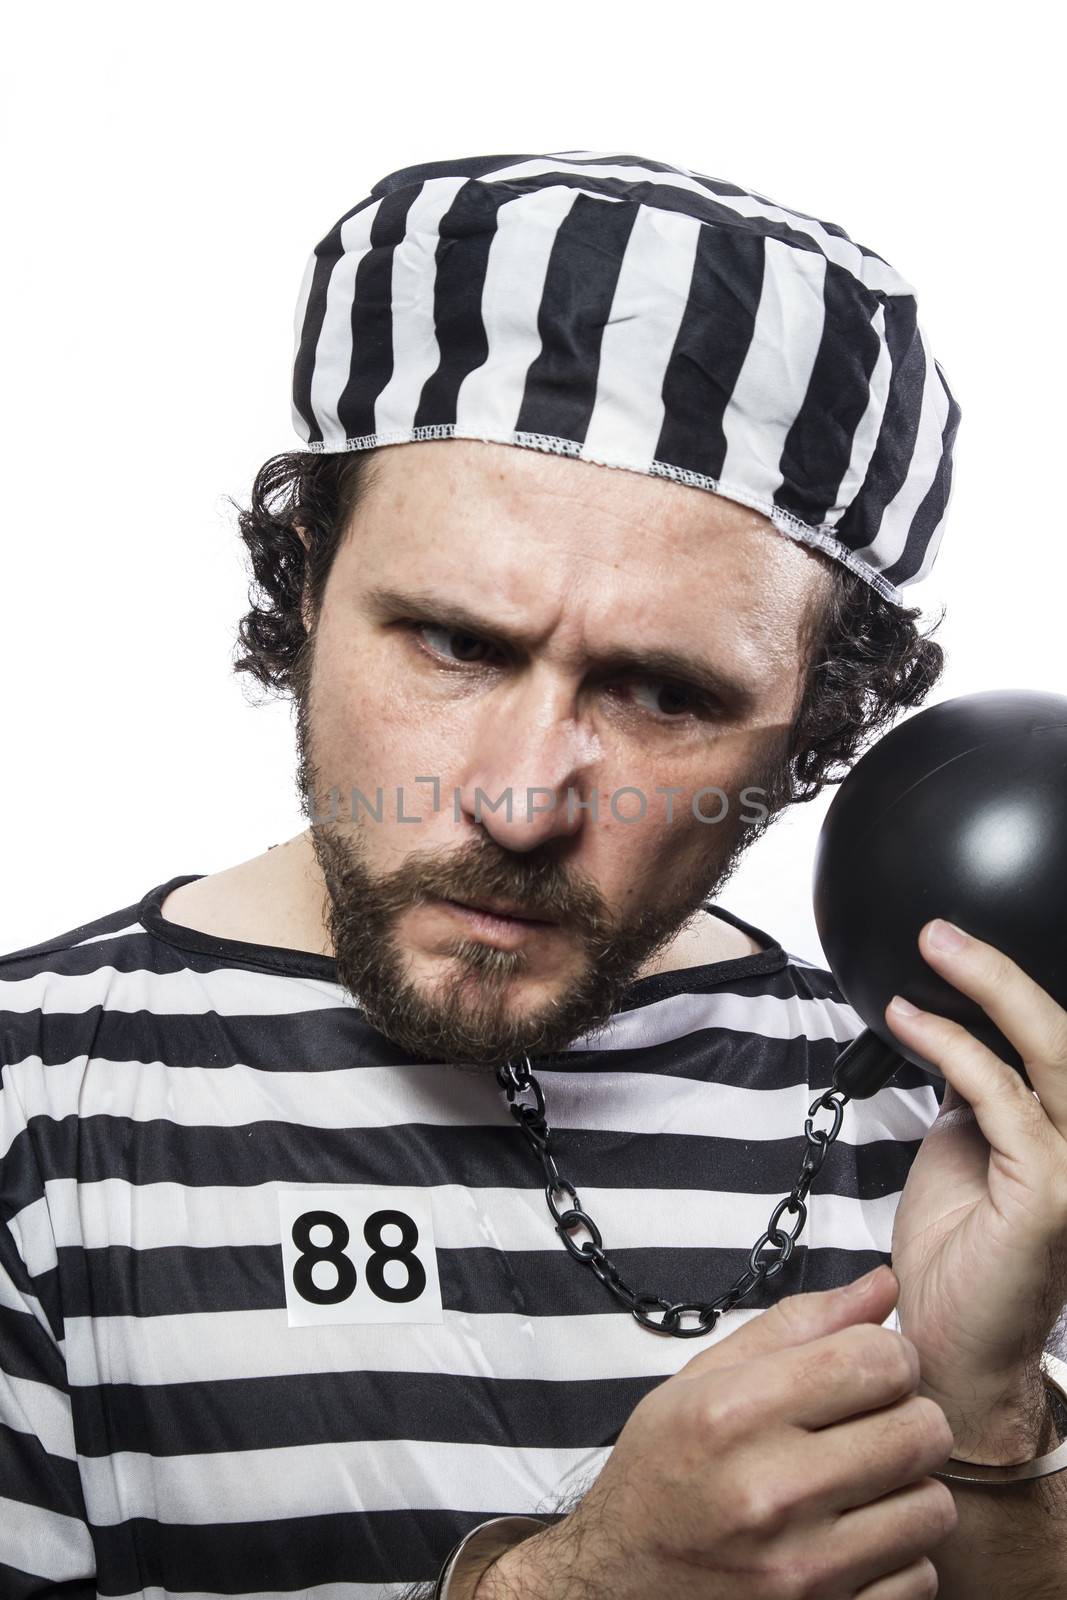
[294,522,312,555]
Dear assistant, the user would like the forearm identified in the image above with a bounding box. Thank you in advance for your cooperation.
[477,1491,1067,1600]
[449,1481,1067,1600]
[930,1372,1067,1600]
[931,1471,1067,1600]
[474,1494,1067,1600]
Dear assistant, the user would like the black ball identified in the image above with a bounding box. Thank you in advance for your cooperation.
[812,689,1067,1093]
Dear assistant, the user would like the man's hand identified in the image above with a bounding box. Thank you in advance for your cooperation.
[477,1267,957,1600]
[886,918,1067,1462]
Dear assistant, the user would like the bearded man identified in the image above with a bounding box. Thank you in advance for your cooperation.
[4,152,1066,1600]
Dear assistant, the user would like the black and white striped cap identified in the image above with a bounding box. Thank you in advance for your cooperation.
[291,151,961,606]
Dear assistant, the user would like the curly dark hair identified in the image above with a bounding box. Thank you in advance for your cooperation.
[229,448,946,807]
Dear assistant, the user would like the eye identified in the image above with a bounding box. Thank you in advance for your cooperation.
[411,622,503,666]
[621,679,716,721]
[407,623,719,723]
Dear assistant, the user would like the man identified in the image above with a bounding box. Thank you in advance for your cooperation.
[3,153,1066,1599]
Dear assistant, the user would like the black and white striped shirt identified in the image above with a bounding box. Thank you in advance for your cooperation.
[0,872,943,1598]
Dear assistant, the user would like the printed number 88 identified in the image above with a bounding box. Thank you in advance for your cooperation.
[291,1208,427,1305]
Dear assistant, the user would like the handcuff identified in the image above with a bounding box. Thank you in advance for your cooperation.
[434,1515,547,1600]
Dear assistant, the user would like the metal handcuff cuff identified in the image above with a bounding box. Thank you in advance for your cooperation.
[434,1051,1067,1597]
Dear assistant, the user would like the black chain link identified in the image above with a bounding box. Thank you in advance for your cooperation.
[496,1052,850,1338]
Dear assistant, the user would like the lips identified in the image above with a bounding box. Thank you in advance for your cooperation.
[448,897,553,924]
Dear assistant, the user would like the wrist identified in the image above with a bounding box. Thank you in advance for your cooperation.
[471,1544,523,1600]
[943,1384,1054,1467]
[918,1359,1053,1467]
[472,1519,581,1600]
[929,1355,1067,1485]
[436,1517,547,1600]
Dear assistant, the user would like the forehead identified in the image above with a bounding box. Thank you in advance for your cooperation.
[341,438,828,668]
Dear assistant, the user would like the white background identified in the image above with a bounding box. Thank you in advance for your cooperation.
[2,1,1062,963]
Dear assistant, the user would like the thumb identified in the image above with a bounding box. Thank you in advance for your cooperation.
[688,1263,900,1374]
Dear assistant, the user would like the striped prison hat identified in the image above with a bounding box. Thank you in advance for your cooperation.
[291,151,961,606]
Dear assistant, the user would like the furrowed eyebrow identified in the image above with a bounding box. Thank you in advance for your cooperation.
[366,584,760,713]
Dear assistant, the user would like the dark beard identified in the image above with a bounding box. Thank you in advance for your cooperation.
[290,631,789,1071]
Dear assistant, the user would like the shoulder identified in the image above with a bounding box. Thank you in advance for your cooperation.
[0,892,161,1186]
[0,885,170,1062]
[0,888,147,982]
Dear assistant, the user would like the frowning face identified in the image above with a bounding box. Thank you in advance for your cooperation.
[293,437,830,1067]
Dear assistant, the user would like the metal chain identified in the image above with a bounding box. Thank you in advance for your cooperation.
[495,1052,850,1338]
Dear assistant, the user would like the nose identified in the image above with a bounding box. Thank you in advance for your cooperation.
[453,671,598,853]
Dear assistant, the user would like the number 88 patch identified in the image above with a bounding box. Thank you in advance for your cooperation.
[277,1188,444,1326]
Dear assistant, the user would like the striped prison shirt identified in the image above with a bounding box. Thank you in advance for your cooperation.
[0,871,944,1597]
